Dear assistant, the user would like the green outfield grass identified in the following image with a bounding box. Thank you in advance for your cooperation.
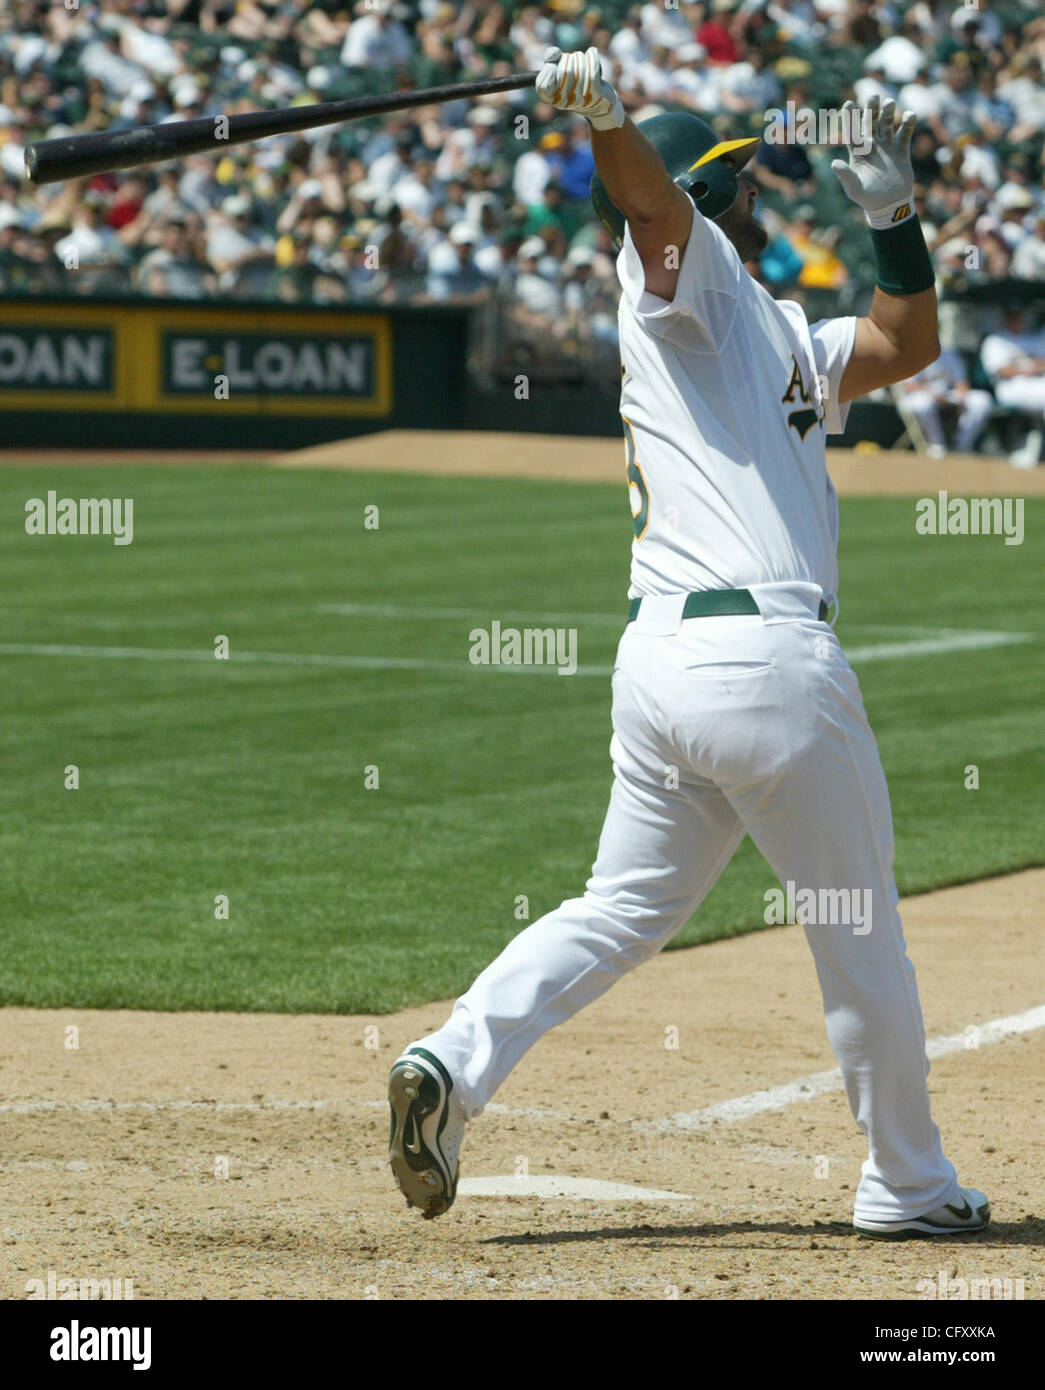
[0,462,1041,1013]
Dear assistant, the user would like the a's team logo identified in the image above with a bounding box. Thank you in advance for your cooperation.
[891,202,911,222]
[788,408,820,440]
[781,355,822,440]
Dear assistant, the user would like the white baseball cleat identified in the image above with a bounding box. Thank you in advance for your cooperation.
[387,1047,465,1221]
[854,1187,990,1239]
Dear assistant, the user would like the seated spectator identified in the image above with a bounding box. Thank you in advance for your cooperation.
[974,218,1013,278]
[855,60,897,109]
[204,194,276,294]
[898,349,993,458]
[1011,209,1045,282]
[138,216,211,299]
[513,131,560,207]
[969,70,1015,146]
[865,16,928,85]
[698,0,741,66]
[524,181,573,241]
[608,11,647,69]
[997,56,1044,144]
[395,157,441,227]
[425,222,487,302]
[340,231,391,301]
[558,243,589,307]
[547,124,597,205]
[664,41,718,111]
[53,191,126,268]
[980,307,1045,469]
[908,126,941,187]
[340,0,413,70]
[718,47,783,114]
[839,0,881,50]
[925,60,976,143]
[514,236,562,318]
[785,206,847,290]
[997,188,1036,250]
[754,134,814,201]
[943,3,1003,59]
[757,210,804,289]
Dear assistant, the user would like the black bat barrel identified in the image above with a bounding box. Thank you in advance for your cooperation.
[25,71,536,186]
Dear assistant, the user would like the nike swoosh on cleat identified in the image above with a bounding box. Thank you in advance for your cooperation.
[404,1117,421,1155]
[945,1199,973,1219]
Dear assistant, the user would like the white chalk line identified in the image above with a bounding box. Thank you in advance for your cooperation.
[0,629,1030,678]
[844,631,1029,662]
[647,1002,1045,1134]
[4,1004,1041,1130]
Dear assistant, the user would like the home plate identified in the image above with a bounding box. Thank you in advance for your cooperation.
[457,1175,693,1201]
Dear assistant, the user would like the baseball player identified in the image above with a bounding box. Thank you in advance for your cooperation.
[899,347,994,457]
[388,48,988,1239]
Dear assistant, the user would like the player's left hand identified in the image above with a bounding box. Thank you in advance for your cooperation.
[536,46,625,131]
[830,97,916,229]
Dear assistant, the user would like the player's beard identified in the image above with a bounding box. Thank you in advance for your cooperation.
[714,193,769,265]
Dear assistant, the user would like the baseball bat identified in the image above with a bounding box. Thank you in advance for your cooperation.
[25,70,537,186]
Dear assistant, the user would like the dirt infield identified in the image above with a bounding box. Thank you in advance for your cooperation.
[2,870,1041,1301]
[271,430,1045,497]
[3,434,1045,496]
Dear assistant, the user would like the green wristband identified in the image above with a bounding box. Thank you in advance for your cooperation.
[869,215,935,296]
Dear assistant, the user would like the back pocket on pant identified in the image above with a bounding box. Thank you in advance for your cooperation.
[683,660,775,678]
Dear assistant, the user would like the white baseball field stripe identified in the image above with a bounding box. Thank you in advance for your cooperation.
[647,1002,1045,1134]
[0,628,1030,677]
[844,632,1029,662]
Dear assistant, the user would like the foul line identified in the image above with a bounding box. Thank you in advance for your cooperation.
[4,1005,1041,1125]
[0,629,1030,678]
[644,1003,1045,1133]
[843,631,1029,662]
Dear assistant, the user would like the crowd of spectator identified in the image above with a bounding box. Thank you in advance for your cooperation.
[1,0,1043,455]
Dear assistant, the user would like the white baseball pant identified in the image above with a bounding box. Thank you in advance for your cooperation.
[413,582,960,1223]
[905,387,993,451]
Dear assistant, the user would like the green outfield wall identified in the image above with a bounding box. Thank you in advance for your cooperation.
[0,296,470,449]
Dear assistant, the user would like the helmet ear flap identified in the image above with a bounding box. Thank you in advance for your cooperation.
[681,161,740,221]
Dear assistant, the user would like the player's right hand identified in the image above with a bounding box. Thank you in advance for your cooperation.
[536,46,625,131]
[830,96,917,229]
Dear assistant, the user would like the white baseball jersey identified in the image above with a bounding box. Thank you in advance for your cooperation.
[616,193,856,605]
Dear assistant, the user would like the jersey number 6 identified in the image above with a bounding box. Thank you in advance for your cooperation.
[623,418,650,540]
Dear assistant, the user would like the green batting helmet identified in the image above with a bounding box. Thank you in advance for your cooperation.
[590,113,761,249]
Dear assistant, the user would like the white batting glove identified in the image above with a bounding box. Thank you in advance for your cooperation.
[831,97,917,229]
[535,46,625,131]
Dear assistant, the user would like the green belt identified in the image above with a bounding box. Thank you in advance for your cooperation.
[627,589,829,623]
